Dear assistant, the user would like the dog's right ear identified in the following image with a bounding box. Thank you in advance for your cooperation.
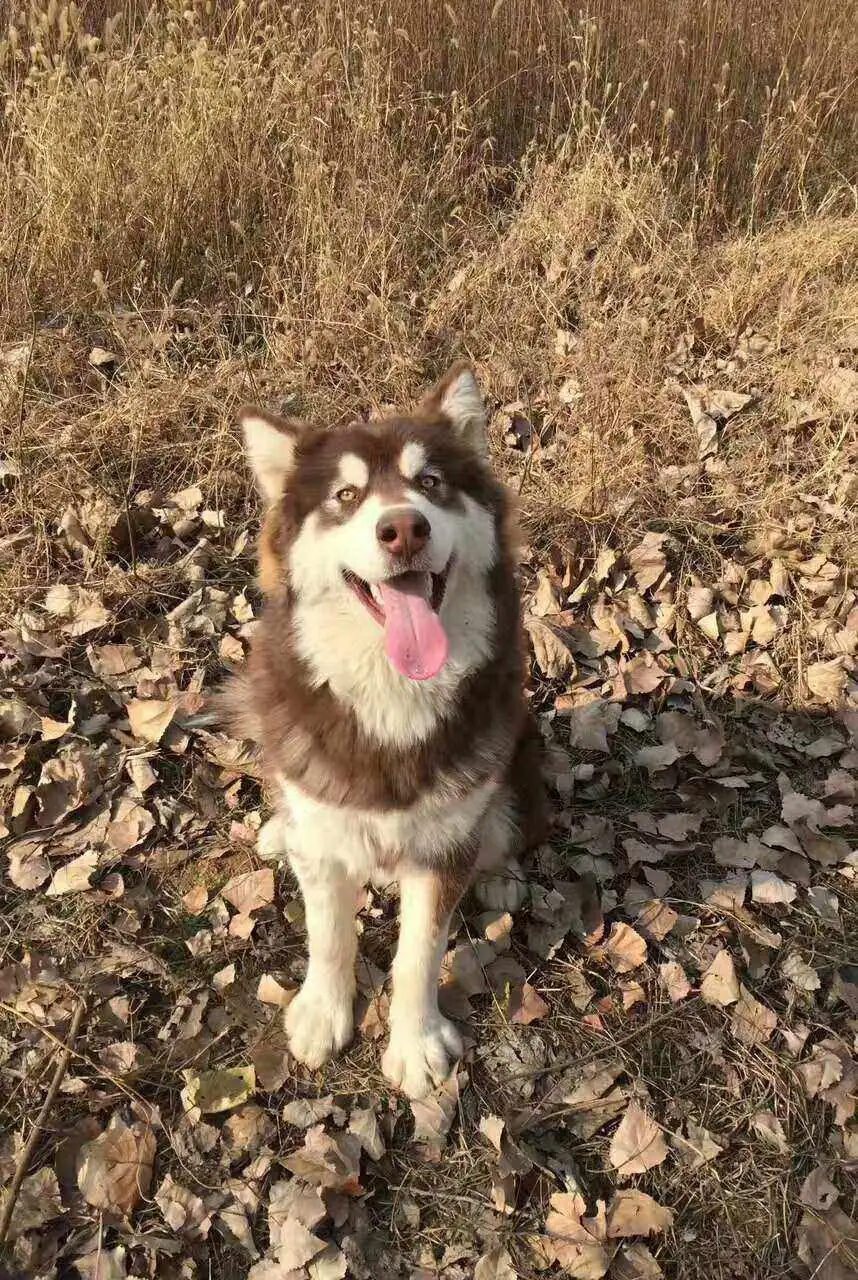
[239,406,302,504]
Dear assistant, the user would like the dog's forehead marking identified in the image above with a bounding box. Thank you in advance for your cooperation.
[336,452,370,490]
[398,441,427,479]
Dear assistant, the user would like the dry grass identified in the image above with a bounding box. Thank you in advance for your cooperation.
[2,1,857,664]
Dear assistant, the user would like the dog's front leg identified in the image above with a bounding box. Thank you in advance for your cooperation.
[382,863,468,1100]
[285,853,359,1069]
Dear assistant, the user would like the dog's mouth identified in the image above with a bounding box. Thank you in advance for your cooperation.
[343,564,451,681]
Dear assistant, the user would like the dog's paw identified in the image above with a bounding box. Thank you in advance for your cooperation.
[382,1015,463,1100]
[473,859,528,912]
[285,983,354,1069]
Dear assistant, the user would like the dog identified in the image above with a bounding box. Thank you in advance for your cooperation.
[230,362,547,1099]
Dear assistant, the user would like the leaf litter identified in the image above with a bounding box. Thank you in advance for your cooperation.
[0,384,857,1280]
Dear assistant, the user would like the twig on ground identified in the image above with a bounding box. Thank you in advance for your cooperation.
[0,997,86,1245]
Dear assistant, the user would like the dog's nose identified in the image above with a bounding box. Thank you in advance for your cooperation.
[376,508,431,558]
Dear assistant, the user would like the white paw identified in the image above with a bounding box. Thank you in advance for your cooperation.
[382,1016,463,1100]
[473,861,528,912]
[285,983,354,1069]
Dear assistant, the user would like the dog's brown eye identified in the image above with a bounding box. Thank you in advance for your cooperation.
[336,486,358,504]
[420,472,441,491]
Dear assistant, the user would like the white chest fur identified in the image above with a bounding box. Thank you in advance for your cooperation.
[275,774,502,880]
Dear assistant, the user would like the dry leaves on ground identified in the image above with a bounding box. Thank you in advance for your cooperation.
[609,1103,668,1177]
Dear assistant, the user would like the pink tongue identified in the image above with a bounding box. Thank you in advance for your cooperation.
[378,573,448,681]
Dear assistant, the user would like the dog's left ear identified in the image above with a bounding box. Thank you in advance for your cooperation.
[423,361,488,456]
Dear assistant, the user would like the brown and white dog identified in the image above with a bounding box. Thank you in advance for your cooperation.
[232,363,547,1099]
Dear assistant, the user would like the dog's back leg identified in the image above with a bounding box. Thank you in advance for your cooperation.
[472,717,549,911]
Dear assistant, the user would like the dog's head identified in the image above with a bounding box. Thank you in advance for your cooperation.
[240,363,503,683]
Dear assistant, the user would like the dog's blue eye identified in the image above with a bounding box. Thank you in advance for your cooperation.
[336,486,358,503]
[420,472,440,490]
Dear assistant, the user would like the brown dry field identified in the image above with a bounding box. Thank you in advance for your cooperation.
[1,3,858,1279]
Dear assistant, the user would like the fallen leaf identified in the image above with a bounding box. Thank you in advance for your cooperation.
[809,885,845,926]
[542,1192,610,1277]
[628,535,667,592]
[750,1110,789,1153]
[656,710,723,765]
[247,1259,303,1280]
[126,697,176,743]
[348,1106,385,1161]
[659,961,691,1002]
[638,900,679,941]
[610,1243,664,1279]
[525,616,577,679]
[257,974,293,1007]
[687,586,715,621]
[88,644,141,678]
[77,1113,156,1215]
[624,653,667,694]
[657,812,702,841]
[267,1179,327,1253]
[44,584,110,635]
[634,742,681,773]
[568,700,621,753]
[670,1120,723,1168]
[796,1205,858,1279]
[545,1192,604,1244]
[601,923,648,974]
[609,1102,668,1177]
[46,848,98,896]
[606,1189,673,1237]
[510,981,550,1024]
[221,1104,271,1160]
[410,1074,460,1157]
[799,1042,844,1098]
[222,868,275,914]
[74,1245,128,1280]
[474,1247,517,1280]
[36,745,100,825]
[781,952,821,992]
[696,611,720,642]
[530,570,562,616]
[229,911,256,939]
[806,660,847,704]
[0,1165,64,1240]
[282,1096,346,1128]
[182,884,208,913]
[107,795,155,853]
[98,1041,149,1075]
[797,826,851,866]
[213,962,236,991]
[699,874,747,911]
[308,1245,348,1279]
[155,1173,212,1238]
[185,1065,255,1114]
[729,985,777,1046]
[7,843,51,889]
[620,979,647,1010]
[271,1216,327,1270]
[284,1125,363,1193]
[713,836,769,870]
[750,870,797,906]
[700,949,740,1006]
[800,1164,839,1211]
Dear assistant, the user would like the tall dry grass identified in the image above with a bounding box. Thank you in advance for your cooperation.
[2,0,857,320]
[1,0,857,686]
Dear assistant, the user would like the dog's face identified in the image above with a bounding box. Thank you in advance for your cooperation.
[240,364,501,682]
